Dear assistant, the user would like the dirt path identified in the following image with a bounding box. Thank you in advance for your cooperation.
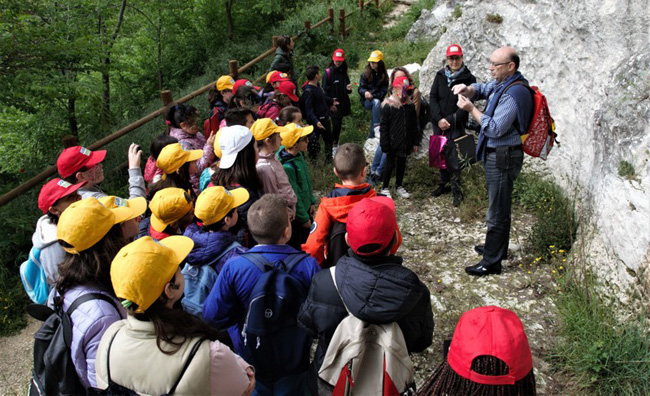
[0,316,39,394]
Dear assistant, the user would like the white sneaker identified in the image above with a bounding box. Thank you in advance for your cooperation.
[380,188,392,199]
[332,146,338,158]
[396,186,410,199]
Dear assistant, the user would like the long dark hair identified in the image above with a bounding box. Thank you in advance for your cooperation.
[150,135,178,160]
[147,162,195,201]
[166,104,198,129]
[277,35,293,54]
[131,273,220,355]
[212,137,261,193]
[417,356,537,396]
[231,86,262,110]
[363,60,388,84]
[56,225,127,298]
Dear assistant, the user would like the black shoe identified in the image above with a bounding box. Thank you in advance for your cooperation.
[465,262,503,276]
[452,191,463,207]
[432,184,451,197]
[474,244,509,260]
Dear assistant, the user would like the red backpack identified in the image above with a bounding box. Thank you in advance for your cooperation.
[509,82,557,160]
[203,106,225,138]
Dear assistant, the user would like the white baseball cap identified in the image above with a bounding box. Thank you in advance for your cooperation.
[218,125,254,169]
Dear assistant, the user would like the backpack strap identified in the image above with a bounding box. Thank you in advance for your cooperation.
[105,328,206,396]
[328,267,351,315]
[281,252,310,273]
[67,292,120,317]
[240,252,272,272]
[241,251,308,273]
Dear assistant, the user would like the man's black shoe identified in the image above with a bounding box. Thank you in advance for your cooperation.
[432,184,451,197]
[465,262,502,276]
[474,244,508,260]
[452,191,463,207]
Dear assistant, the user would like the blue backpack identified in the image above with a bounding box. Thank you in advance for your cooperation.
[240,252,311,377]
[181,241,242,318]
[20,243,56,304]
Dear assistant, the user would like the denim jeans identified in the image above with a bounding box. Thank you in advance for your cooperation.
[480,147,523,267]
[370,144,387,176]
[363,98,382,138]
[253,372,308,396]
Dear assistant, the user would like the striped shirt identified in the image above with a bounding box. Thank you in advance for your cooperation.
[472,81,522,148]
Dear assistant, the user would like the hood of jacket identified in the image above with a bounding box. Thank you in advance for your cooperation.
[183,222,237,266]
[335,253,424,323]
[278,148,301,164]
[320,184,377,222]
[32,215,59,249]
[382,95,405,109]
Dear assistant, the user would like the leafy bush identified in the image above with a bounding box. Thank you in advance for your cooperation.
[453,5,463,19]
[618,160,635,180]
[486,13,504,24]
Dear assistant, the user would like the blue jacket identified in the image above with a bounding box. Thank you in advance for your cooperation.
[202,244,319,375]
[301,83,333,126]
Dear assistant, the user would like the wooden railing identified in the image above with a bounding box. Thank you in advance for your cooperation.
[0,0,384,207]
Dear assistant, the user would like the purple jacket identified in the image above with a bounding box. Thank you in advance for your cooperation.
[61,286,125,389]
[183,223,242,272]
[169,127,215,194]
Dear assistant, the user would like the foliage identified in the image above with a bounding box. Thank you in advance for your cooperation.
[453,5,462,19]
[485,13,503,24]
[0,267,29,337]
[552,272,650,395]
[617,160,636,180]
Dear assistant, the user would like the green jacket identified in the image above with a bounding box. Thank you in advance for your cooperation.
[269,48,294,81]
[278,148,315,223]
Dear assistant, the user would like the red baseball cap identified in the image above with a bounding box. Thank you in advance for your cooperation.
[233,79,260,93]
[332,48,345,62]
[392,76,413,89]
[57,146,106,179]
[269,71,290,85]
[38,178,86,214]
[346,196,397,256]
[278,81,299,102]
[446,44,463,57]
[447,306,534,386]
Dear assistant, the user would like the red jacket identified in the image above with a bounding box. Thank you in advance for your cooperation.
[302,183,403,266]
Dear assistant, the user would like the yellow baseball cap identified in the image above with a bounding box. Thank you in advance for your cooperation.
[280,123,314,148]
[111,236,194,313]
[149,188,194,233]
[216,75,235,91]
[156,143,203,175]
[57,197,136,254]
[251,118,283,141]
[98,196,147,222]
[213,129,223,159]
[368,50,384,62]
[195,186,250,226]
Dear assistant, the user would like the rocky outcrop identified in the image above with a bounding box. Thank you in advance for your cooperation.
[412,0,650,304]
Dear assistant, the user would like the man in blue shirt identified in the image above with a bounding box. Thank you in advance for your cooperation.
[453,46,533,276]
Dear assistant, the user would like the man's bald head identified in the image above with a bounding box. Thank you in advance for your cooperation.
[489,46,519,82]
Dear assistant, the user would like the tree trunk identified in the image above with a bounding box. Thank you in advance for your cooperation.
[100,0,127,132]
[68,96,78,137]
[157,13,163,90]
[225,0,234,40]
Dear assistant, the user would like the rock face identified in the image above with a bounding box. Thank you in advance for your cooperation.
[412,0,650,304]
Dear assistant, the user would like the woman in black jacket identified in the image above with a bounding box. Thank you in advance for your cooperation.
[429,44,476,206]
[322,49,352,156]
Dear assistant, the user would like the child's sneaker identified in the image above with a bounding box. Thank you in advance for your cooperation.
[332,145,338,158]
[379,188,392,199]
[396,186,410,199]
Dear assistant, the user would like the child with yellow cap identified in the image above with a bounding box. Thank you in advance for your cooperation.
[148,142,203,201]
[277,123,316,249]
[94,236,255,395]
[138,187,195,241]
[53,196,146,390]
[204,75,236,138]
[181,186,249,318]
[359,50,389,138]
[252,118,297,220]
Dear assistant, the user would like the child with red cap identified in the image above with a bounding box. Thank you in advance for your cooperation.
[298,196,434,394]
[56,144,145,200]
[417,306,537,395]
[257,80,297,120]
[379,75,423,199]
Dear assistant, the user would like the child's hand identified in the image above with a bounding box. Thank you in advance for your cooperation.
[316,122,324,130]
[309,204,316,217]
[241,367,255,396]
[302,219,312,229]
[128,143,142,169]
[346,84,353,90]
[413,145,420,153]
[206,130,217,147]
[364,91,373,100]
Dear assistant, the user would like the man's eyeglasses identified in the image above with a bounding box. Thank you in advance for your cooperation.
[489,61,512,67]
[447,56,462,61]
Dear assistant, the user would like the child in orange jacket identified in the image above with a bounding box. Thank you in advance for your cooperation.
[302,143,401,268]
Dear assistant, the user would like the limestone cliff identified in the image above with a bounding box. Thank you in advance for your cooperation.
[412,0,650,304]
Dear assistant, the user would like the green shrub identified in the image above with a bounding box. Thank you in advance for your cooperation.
[552,273,650,394]
[0,267,29,336]
[486,13,503,24]
[453,5,462,19]
[618,160,635,180]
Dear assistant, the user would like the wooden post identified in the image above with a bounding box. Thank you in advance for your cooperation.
[304,20,311,31]
[272,35,279,48]
[328,9,334,34]
[374,0,378,6]
[359,0,364,12]
[228,60,239,79]
[160,90,173,106]
[339,9,346,37]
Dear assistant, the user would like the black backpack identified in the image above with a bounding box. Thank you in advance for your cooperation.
[239,252,311,377]
[28,293,119,396]
[322,221,348,269]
